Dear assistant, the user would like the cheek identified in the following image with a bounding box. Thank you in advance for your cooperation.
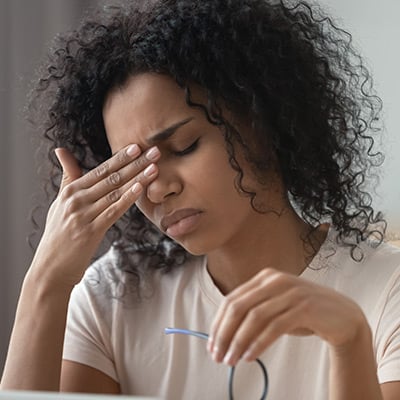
[204,158,239,193]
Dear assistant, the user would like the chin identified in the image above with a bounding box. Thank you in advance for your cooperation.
[173,236,213,257]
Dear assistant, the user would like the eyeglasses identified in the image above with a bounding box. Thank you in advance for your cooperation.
[164,327,268,399]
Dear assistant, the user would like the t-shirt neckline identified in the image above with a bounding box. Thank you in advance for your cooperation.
[197,224,338,306]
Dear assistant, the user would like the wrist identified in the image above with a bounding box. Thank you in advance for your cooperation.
[28,247,85,291]
[24,263,77,301]
[328,317,382,400]
[329,314,373,360]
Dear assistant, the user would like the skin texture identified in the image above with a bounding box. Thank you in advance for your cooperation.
[1,73,399,399]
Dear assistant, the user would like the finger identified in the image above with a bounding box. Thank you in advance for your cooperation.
[242,305,305,362]
[222,288,302,366]
[208,269,274,351]
[55,148,82,192]
[79,144,160,190]
[83,146,160,205]
[208,269,288,356]
[86,163,159,222]
[209,288,264,362]
[92,180,144,233]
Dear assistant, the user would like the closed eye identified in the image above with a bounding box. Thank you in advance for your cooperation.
[173,138,200,157]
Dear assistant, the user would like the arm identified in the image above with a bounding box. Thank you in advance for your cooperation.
[328,319,383,400]
[381,383,400,400]
[208,268,400,400]
[329,324,400,399]
[1,270,73,391]
[61,361,120,394]
[0,144,160,391]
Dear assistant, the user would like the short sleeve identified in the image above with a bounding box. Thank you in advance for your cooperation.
[63,256,119,382]
[375,270,400,383]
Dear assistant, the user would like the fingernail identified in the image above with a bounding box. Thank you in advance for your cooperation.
[127,144,140,157]
[145,146,160,161]
[223,350,235,366]
[131,182,142,194]
[207,337,214,352]
[144,163,157,177]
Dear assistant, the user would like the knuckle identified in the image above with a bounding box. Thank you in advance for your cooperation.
[259,268,272,278]
[121,189,134,202]
[258,267,278,281]
[94,161,110,178]
[60,183,75,200]
[116,150,128,164]
[290,285,308,301]
[107,189,121,203]
[133,155,147,170]
[64,194,82,214]
[104,205,118,220]
[248,307,264,321]
[107,172,121,186]
[226,299,244,316]
[262,268,285,284]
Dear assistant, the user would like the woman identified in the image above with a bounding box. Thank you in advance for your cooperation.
[1,0,400,399]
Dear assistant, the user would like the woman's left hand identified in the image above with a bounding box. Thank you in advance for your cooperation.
[207,267,369,366]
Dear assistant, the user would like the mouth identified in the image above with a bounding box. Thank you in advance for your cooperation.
[160,208,203,238]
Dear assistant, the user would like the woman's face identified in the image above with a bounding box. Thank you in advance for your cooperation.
[103,73,277,255]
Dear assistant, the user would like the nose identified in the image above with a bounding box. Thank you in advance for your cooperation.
[146,167,183,204]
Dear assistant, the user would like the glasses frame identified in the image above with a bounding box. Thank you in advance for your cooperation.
[164,327,268,399]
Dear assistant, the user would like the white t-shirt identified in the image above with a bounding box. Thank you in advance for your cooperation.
[63,228,400,399]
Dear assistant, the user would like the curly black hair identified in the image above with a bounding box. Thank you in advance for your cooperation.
[30,0,386,294]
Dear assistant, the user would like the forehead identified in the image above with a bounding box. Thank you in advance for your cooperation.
[103,73,205,151]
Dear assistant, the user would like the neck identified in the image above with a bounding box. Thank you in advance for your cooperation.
[206,207,328,295]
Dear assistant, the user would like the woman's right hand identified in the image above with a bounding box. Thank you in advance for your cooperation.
[30,143,160,289]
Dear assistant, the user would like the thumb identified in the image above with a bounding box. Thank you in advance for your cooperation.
[54,148,82,192]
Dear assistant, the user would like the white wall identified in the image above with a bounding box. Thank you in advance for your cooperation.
[318,0,400,234]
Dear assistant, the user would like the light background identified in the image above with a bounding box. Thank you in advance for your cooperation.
[0,0,399,372]
[319,0,400,234]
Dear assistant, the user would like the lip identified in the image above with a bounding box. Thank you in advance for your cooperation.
[160,208,203,237]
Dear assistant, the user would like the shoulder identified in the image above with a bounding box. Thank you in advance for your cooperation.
[73,246,203,306]
[355,239,400,283]
[72,247,125,303]
[359,240,400,300]
[307,230,400,312]
[350,235,400,285]
[317,228,400,280]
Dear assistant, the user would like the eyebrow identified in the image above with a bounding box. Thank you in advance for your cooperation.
[147,117,194,145]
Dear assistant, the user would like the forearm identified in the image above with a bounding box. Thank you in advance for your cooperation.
[0,268,73,391]
[329,321,383,400]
